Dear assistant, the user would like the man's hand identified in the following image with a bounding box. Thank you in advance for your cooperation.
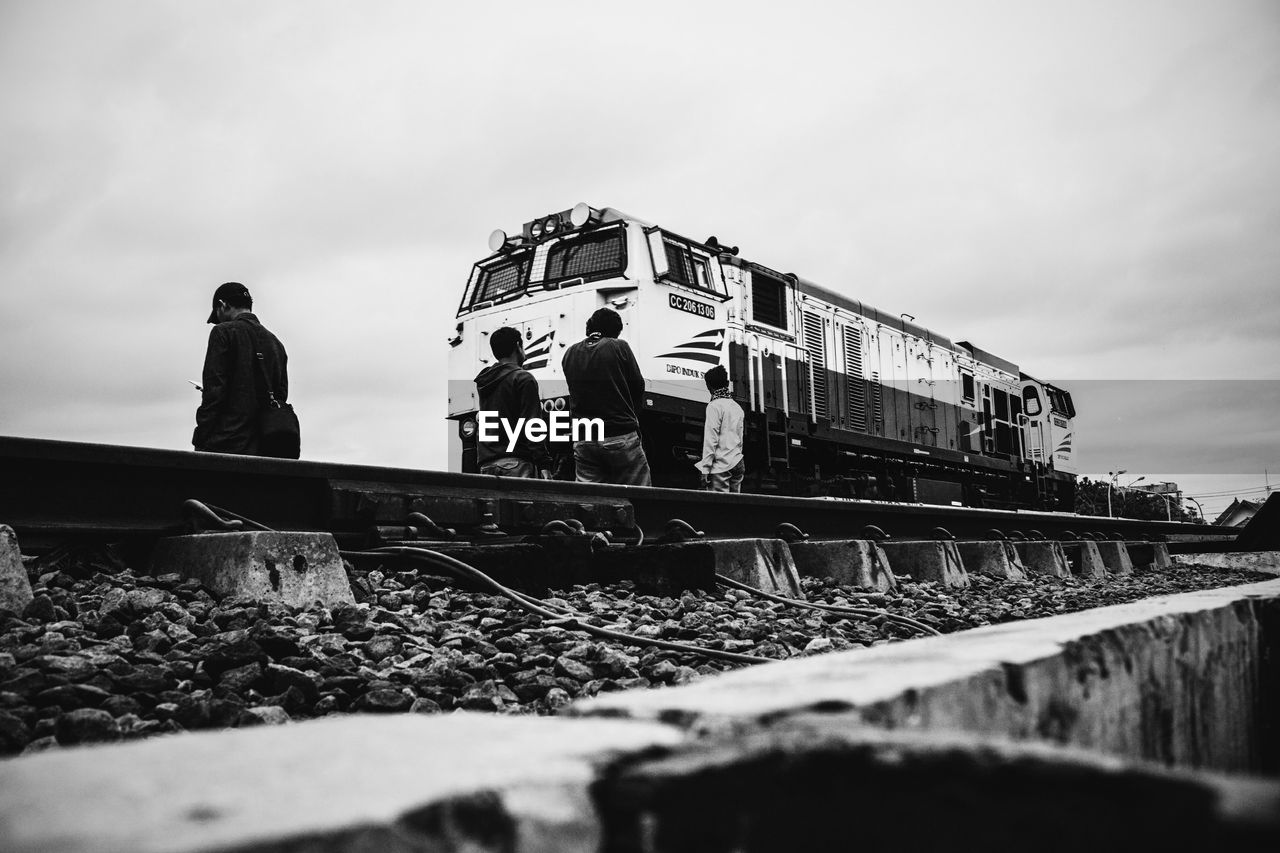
[539,468,553,481]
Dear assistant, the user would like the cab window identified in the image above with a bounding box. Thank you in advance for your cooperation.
[661,237,725,297]
[544,225,626,287]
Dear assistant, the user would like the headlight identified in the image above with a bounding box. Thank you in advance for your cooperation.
[553,397,567,411]
[571,203,600,227]
[461,419,477,439]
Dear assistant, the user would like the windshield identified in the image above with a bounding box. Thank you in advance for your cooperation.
[543,224,626,287]
[459,249,532,313]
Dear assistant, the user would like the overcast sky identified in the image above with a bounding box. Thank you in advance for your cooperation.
[2,0,1277,519]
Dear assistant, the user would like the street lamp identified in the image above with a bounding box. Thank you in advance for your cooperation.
[1107,470,1126,518]
[1125,476,1145,489]
[1186,495,1205,522]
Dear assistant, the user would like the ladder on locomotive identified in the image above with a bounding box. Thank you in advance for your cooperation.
[764,409,791,474]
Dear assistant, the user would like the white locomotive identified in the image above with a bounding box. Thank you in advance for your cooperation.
[448,204,1077,510]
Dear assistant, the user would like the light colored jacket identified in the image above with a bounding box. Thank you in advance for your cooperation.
[698,397,744,475]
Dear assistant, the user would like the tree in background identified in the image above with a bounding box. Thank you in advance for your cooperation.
[1074,477,1199,522]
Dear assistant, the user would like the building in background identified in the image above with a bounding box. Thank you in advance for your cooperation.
[1213,498,1263,527]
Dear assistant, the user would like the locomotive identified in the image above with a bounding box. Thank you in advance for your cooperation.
[448,204,1077,511]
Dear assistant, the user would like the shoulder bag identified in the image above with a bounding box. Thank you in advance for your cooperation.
[248,327,301,459]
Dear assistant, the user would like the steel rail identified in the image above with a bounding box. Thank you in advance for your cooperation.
[1,436,1236,550]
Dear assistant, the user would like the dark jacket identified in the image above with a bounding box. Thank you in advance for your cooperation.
[474,362,551,468]
[561,334,645,437]
[193,313,288,454]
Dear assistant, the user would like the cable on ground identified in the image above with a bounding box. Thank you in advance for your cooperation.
[714,574,941,637]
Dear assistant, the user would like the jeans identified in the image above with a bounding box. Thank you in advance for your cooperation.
[574,431,652,486]
[480,457,538,478]
[707,460,745,493]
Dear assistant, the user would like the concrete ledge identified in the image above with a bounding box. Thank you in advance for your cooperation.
[880,540,969,588]
[1172,552,1280,575]
[149,532,355,609]
[1094,540,1134,575]
[0,524,33,613]
[957,540,1027,580]
[1062,540,1108,579]
[576,579,1280,773]
[0,714,682,853]
[788,539,896,591]
[4,713,1278,853]
[1015,540,1073,578]
[596,724,1280,852]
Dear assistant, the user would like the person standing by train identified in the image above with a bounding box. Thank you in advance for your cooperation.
[194,282,296,457]
[696,365,745,492]
[561,308,652,485]
[474,326,552,478]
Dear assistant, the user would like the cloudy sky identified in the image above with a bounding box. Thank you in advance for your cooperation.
[2,0,1277,519]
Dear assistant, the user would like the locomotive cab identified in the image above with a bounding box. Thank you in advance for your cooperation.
[448,205,736,483]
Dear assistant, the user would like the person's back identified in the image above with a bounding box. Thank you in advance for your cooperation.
[561,308,651,485]
[474,326,551,478]
[698,365,745,492]
[193,282,289,456]
[562,336,644,433]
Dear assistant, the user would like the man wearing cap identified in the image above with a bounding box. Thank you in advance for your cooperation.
[697,365,745,492]
[193,282,290,456]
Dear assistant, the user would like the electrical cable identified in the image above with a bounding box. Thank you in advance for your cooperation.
[343,546,771,666]
[715,574,941,637]
[1180,486,1273,499]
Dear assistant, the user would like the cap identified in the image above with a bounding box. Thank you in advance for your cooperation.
[207,282,251,324]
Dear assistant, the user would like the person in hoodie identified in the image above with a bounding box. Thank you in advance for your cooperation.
[561,307,652,485]
[474,326,552,478]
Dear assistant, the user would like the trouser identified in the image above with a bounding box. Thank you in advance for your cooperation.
[573,431,652,486]
[480,456,538,478]
[707,460,745,493]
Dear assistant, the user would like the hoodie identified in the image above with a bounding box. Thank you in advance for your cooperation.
[474,361,551,468]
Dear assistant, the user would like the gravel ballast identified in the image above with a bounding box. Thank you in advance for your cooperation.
[0,544,1270,757]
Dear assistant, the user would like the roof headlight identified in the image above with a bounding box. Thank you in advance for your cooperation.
[488,229,509,253]
[543,215,559,235]
[531,221,544,239]
[570,203,600,228]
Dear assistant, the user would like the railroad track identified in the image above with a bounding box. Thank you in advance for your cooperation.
[2,437,1244,553]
